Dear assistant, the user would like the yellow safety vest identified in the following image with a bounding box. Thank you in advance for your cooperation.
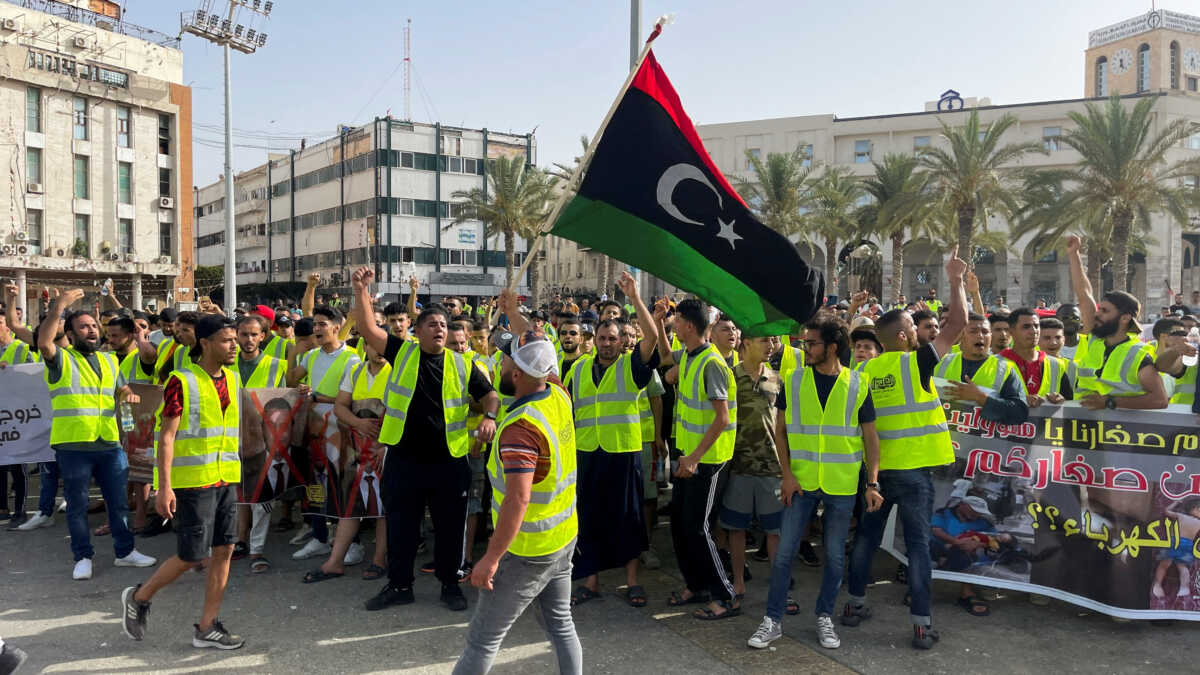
[1036,355,1067,398]
[301,347,354,398]
[934,353,1015,393]
[638,388,655,443]
[675,343,737,464]
[0,340,32,365]
[566,353,641,453]
[46,347,120,445]
[784,367,868,496]
[351,360,391,401]
[926,299,943,313]
[778,345,806,380]
[153,363,241,489]
[119,350,153,385]
[263,334,293,361]
[1172,364,1196,405]
[860,351,953,471]
[153,338,192,384]
[379,340,472,456]
[1075,337,1153,397]
[243,354,286,388]
[491,352,514,416]
[486,384,578,557]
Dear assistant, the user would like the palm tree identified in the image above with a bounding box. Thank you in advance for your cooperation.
[734,146,813,237]
[861,153,935,304]
[447,155,557,291]
[1017,95,1200,291]
[803,167,865,298]
[920,109,1046,259]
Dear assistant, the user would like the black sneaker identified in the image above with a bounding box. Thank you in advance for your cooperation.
[192,619,244,650]
[121,585,150,641]
[798,541,820,567]
[751,547,770,563]
[365,583,414,611]
[416,540,428,555]
[420,559,436,574]
[912,624,940,650]
[441,583,468,611]
[5,515,27,531]
[0,643,29,674]
[895,563,908,583]
[840,602,872,627]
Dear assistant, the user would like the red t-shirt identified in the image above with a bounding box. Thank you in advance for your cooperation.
[1000,348,1042,395]
[161,372,231,418]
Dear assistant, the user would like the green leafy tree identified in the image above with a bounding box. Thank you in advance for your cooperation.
[861,153,935,303]
[803,167,866,297]
[734,146,813,237]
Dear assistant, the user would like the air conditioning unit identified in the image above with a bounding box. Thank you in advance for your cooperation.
[56,248,65,257]
[1,245,12,255]
[12,230,28,241]
[72,36,88,49]
[16,245,29,255]
[108,253,120,261]
[27,183,42,194]
[159,196,174,209]
[1,18,17,31]
[125,253,136,262]
[158,255,172,264]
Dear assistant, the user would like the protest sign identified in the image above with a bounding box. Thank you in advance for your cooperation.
[120,384,162,484]
[880,397,1200,620]
[239,388,310,504]
[0,363,51,464]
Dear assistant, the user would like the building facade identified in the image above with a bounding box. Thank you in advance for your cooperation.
[0,0,192,311]
[193,119,534,303]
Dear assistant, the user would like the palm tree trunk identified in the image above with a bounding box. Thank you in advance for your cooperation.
[1111,207,1133,292]
[598,254,609,299]
[1086,245,1103,296]
[529,256,541,307]
[957,205,976,265]
[504,231,515,288]
[825,236,838,297]
[890,231,905,304]
[608,257,622,299]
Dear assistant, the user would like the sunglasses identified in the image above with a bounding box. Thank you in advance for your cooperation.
[1169,330,1189,337]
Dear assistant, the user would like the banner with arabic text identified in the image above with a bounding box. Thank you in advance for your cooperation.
[0,364,51,464]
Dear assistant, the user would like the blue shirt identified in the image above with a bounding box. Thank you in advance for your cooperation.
[931,508,992,538]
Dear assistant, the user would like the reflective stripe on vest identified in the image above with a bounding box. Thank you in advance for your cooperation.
[934,352,1010,393]
[861,351,953,471]
[302,347,354,398]
[638,388,654,443]
[119,350,153,385]
[351,360,390,402]
[244,355,286,388]
[1036,355,1066,397]
[779,345,805,380]
[674,344,737,463]
[153,339,192,384]
[264,335,292,361]
[1076,337,1149,397]
[153,364,241,489]
[784,367,867,496]
[0,341,31,365]
[1171,364,1197,405]
[379,341,471,456]
[46,347,120,445]
[567,353,641,453]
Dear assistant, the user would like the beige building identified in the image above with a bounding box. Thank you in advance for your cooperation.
[0,0,193,311]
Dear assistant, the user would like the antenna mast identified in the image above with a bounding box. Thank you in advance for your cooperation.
[403,18,411,121]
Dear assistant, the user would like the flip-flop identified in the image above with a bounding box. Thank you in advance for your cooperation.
[667,590,710,607]
[786,596,801,615]
[571,586,601,607]
[302,569,344,584]
[693,600,742,621]
[362,563,386,581]
[626,585,647,608]
[93,524,111,536]
[250,557,272,574]
[957,595,991,616]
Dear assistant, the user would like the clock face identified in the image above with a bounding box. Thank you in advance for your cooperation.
[1185,48,1200,74]
[1111,48,1133,75]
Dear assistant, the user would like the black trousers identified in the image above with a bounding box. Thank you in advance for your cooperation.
[382,454,471,589]
[0,464,27,515]
[669,461,734,603]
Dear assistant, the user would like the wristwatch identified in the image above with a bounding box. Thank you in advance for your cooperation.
[484,410,498,421]
[1104,395,1117,410]
[866,482,880,490]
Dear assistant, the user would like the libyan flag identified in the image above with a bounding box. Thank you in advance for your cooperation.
[550,49,824,337]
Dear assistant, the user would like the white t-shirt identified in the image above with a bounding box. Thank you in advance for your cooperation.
[306,344,360,393]
[340,362,384,394]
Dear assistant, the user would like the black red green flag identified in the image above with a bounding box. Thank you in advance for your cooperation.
[550,49,824,336]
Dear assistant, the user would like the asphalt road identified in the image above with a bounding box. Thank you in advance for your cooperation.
[1,486,1196,674]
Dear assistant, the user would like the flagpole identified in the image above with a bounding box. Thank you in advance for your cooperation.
[502,16,671,298]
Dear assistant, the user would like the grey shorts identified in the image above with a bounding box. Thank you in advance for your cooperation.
[718,474,783,534]
[467,455,487,515]
[640,443,658,500]
[174,484,238,562]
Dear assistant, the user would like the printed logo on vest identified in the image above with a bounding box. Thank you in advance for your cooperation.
[872,374,896,391]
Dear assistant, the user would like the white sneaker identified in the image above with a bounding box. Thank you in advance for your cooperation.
[289,528,314,546]
[292,538,331,560]
[115,550,158,568]
[17,512,53,530]
[639,548,662,570]
[58,500,67,513]
[747,616,782,649]
[816,615,841,649]
[344,542,365,566]
[73,558,93,580]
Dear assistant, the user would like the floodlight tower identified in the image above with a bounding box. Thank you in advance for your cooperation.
[181,0,273,311]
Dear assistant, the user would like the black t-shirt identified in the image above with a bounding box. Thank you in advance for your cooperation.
[915,343,940,392]
[383,334,494,463]
[775,367,876,424]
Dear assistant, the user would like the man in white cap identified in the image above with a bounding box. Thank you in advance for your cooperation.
[456,304,582,675]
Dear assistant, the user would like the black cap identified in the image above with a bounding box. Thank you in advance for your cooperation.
[195,315,234,341]
[275,315,293,327]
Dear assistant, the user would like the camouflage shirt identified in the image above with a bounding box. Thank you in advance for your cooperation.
[730,362,782,477]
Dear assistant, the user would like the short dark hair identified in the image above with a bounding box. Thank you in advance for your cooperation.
[675,299,709,334]
[383,301,406,316]
[967,312,988,323]
[132,310,149,322]
[1007,307,1038,326]
[64,310,95,333]
[1039,317,1064,331]
[1154,317,1184,340]
[312,306,343,323]
[596,318,623,334]
[875,309,908,340]
[237,314,270,333]
[416,305,450,327]
[176,311,200,326]
[99,309,119,320]
[988,310,1011,325]
[294,317,315,337]
[470,318,488,332]
[911,309,936,325]
[448,320,470,334]
[557,314,580,328]
[597,299,623,314]
[804,317,850,355]
[106,317,136,335]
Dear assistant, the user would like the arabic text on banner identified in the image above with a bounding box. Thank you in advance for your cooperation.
[0,363,52,464]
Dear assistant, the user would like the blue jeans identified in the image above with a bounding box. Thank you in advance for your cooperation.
[847,468,935,626]
[37,461,60,516]
[766,490,856,621]
[56,448,135,562]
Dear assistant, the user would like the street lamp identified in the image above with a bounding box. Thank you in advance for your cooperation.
[181,0,272,312]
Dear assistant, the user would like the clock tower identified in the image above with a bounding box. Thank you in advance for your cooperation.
[1084,10,1200,97]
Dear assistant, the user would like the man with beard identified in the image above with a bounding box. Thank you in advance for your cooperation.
[147,307,177,348]
[41,289,156,580]
[108,317,155,385]
[1067,235,1167,410]
[555,315,585,387]
[143,311,199,384]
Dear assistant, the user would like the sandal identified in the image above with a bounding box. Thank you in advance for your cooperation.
[693,599,742,621]
[571,586,601,608]
[362,563,386,581]
[957,595,991,616]
[786,596,801,615]
[626,585,647,608]
[302,569,345,584]
[93,524,111,536]
[250,557,272,574]
[667,590,710,607]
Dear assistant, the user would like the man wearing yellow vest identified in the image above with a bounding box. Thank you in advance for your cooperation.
[555,315,586,386]
[252,305,292,362]
[1152,322,1199,408]
[456,328,581,674]
[711,314,740,368]
[999,308,1073,408]
[1066,235,1167,411]
[842,248,968,650]
[349,266,498,614]
[935,313,1030,423]
[659,298,739,621]
[445,319,494,578]
[925,288,943,314]
[748,318,881,650]
[39,288,156,580]
[121,315,244,649]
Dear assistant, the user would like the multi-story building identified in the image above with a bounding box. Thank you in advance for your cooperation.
[193,119,534,303]
[0,0,192,311]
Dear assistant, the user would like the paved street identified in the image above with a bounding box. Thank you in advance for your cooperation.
[1,483,1196,674]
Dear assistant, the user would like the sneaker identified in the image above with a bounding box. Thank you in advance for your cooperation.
[289,528,314,546]
[420,559,436,574]
[5,515,27,531]
[192,619,244,650]
[121,585,150,641]
[16,512,53,531]
[365,583,414,611]
[115,550,157,568]
[73,558,93,580]
[416,540,428,555]
[344,542,365,567]
[912,624,940,650]
[0,643,29,674]
[292,539,331,560]
[751,547,770,563]
[816,615,841,649]
[57,499,67,513]
[441,583,468,611]
[458,560,474,582]
[798,541,820,567]
[840,602,871,627]
[640,548,662,570]
[747,616,782,649]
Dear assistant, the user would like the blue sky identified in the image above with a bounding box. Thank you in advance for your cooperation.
[122,0,1160,185]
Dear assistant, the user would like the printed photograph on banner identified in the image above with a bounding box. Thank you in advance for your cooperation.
[121,383,162,485]
[301,402,348,518]
[239,388,309,504]
[341,399,385,519]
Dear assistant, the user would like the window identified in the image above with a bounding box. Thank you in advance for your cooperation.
[160,221,172,258]
[72,97,88,140]
[73,156,88,199]
[1170,42,1181,90]
[26,148,41,184]
[1187,134,1200,150]
[913,136,931,155]
[450,156,462,173]
[25,210,42,253]
[400,151,414,168]
[117,106,131,147]
[799,144,813,168]
[118,219,132,254]
[158,114,171,155]
[854,140,870,163]
[1042,127,1062,152]
[118,162,132,203]
[1190,77,1200,92]
[1095,57,1108,97]
[463,158,477,174]
[745,148,760,170]
[25,87,40,132]
[159,168,171,197]
[74,214,90,252]
[449,249,463,265]
[1137,44,1150,93]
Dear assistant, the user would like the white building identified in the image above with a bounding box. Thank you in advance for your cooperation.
[194,119,534,303]
[0,0,193,311]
